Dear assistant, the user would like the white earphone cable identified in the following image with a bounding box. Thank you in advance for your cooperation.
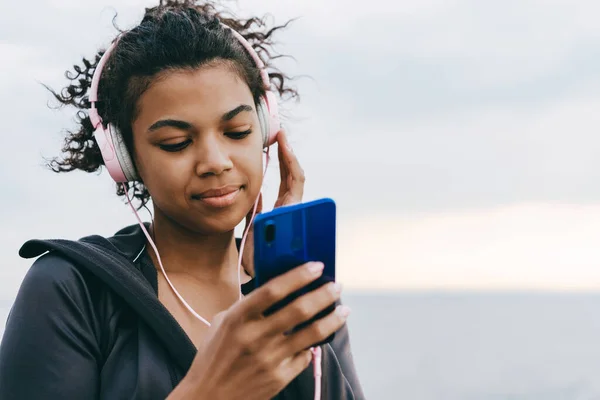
[123,147,321,399]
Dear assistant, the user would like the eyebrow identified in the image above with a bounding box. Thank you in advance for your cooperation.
[148,119,193,133]
[147,104,254,133]
[221,104,253,122]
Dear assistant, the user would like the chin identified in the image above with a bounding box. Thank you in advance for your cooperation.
[197,216,243,235]
[177,206,249,236]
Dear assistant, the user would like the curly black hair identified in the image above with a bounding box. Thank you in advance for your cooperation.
[46,0,299,209]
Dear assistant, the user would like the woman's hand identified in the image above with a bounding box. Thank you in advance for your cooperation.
[168,262,350,400]
[241,129,305,277]
[272,129,305,208]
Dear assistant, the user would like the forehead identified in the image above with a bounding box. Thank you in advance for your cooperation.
[135,64,254,124]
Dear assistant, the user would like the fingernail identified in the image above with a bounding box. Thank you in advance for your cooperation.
[331,282,342,294]
[335,305,351,318]
[307,262,324,275]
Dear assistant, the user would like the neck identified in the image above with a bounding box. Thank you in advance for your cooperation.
[148,209,245,286]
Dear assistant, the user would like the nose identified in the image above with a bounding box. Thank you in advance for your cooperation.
[194,134,234,177]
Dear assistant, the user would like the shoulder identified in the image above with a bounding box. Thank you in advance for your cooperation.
[14,251,109,322]
[2,252,107,362]
[24,251,93,288]
[13,223,147,324]
[0,252,114,399]
[12,224,154,336]
[17,223,149,297]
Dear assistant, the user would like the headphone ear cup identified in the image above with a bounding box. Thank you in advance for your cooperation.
[264,91,280,147]
[256,96,270,147]
[109,124,139,182]
[94,124,128,183]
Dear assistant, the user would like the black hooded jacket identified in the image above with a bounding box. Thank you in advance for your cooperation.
[0,223,365,399]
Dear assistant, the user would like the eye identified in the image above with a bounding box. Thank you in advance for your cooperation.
[226,129,252,140]
[159,140,191,152]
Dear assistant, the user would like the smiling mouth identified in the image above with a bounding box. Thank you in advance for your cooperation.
[191,186,243,208]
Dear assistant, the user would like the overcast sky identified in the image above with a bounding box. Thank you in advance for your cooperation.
[3,0,600,304]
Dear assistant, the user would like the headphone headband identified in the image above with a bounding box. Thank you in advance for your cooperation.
[89,24,270,108]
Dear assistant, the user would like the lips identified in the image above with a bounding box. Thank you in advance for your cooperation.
[192,185,242,208]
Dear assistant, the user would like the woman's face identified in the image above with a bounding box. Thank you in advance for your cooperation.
[131,63,264,234]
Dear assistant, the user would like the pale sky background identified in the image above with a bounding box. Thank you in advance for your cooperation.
[3,0,600,309]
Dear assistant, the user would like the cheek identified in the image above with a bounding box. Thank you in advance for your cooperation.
[230,141,263,190]
[246,148,266,194]
[133,142,189,201]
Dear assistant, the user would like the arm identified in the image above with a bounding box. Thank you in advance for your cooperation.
[0,254,100,399]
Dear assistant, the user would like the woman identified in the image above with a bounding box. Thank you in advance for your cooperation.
[0,0,364,399]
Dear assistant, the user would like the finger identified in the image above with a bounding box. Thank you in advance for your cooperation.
[284,304,351,354]
[276,131,305,204]
[277,131,304,195]
[277,130,289,173]
[277,132,290,198]
[277,350,313,385]
[238,261,325,319]
[263,281,341,337]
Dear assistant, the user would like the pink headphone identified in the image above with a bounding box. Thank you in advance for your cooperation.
[87,24,281,183]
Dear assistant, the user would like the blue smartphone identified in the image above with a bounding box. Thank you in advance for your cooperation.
[253,197,337,345]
